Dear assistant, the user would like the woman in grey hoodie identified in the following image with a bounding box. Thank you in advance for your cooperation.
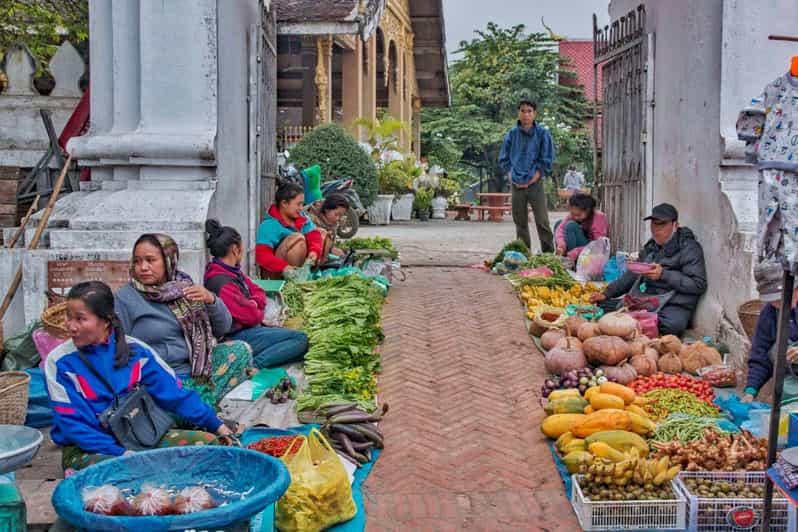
[115,233,253,406]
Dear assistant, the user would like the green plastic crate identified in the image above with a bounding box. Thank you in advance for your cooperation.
[0,483,26,532]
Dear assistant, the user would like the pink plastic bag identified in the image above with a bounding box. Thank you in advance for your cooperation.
[33,328,68,370]
[628,310,658,338]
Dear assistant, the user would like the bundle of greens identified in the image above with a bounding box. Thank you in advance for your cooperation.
[338,237,398,259]
[506,253,575,288]
[296,275,385,411]
[488,239,531,267]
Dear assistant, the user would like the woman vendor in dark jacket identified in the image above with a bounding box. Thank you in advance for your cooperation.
[743,261,798,403]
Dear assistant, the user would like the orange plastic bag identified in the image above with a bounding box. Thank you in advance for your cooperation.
[274,428,356,532]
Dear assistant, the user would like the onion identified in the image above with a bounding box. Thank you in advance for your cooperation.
[545,337,588,375]
[598,310,640,339]
[541,328,567,351]
[599,362,638,385]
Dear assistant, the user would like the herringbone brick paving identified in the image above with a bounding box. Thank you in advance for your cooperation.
[364,267,579,531]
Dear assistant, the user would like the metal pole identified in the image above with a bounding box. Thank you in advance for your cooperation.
[762,271,795,531]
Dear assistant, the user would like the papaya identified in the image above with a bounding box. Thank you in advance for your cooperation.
[583,386,601,402]
[555,431,574,451]
[561,439,587,454]
[548,389,582,402]
[584,405,595,414]
[599,382,637,405]
[542,413,587,439]
[544,397,589,415]
[587,441,627,462]
[561,450,593,474]
[585,430,649,457]
[590,393,625,411]
[625,404,650,419]
[627,411,656,435]
[571,410,633,438]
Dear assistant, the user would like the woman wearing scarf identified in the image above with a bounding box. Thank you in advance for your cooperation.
[114,234,253,406]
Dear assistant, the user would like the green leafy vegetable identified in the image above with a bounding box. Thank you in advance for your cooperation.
[339,237,398,259]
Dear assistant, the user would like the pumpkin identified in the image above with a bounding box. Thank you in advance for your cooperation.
[599,362,638,385]
[564,315,587,336]
[583,335,629,366]
[529,306,567,337]
[658,352,683,374]
[554,336,583,350]
[629,347,658,377]
[625,332,651,357]
[679,341,723,374]
[577,321,602,342]
[545,337,588,375]
[650,334,683,355]
[598,310,640,339]
[541,328,567,351]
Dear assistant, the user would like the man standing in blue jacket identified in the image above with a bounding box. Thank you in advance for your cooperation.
[499,99,556,252]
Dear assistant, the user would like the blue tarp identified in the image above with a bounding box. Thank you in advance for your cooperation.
[241,425,381,532]
[24,368,53,428]
[52,446,290,532]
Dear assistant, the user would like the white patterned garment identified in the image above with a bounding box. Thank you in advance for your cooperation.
[738,72,798,272]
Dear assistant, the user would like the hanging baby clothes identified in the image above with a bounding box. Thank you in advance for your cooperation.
[737,72,798,272]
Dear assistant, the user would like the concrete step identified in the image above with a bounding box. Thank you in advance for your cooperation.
[47,229,206,250]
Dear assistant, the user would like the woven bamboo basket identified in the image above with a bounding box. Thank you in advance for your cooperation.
[42,301,70,338]
[738,299,765,341]
[0,371,31,425]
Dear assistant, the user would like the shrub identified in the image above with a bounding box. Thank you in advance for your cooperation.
[289,123,378,207]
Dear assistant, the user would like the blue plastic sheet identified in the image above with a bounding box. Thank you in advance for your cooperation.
[714,394,770,426]
[548,441,573,500]
[241,425,381,532]
[24,368,53,428]
[52,446,290,532]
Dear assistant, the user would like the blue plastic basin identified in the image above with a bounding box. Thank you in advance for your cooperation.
[52,445,290,531]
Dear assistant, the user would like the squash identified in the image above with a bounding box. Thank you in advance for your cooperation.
[547,389,582,402]
[599,362,638,385]
[590,392,626,411]
[544,397,589,415]
[571,410,633,438]
[561,450,593,474]
[584,430,649,457]
[626,332,651,357]
[658,352,683,374]
[561,439,587,455]
[577,320,601,342]
[542,413,587,439]
[541,328,567,351]
[598,310,640,339]
[679,341,723,374]
[588,441,627,462]
[650,334,683,356]
[599,382,637,405]
[584,335,629,366]
[583,385,601,402]
[555,431,574,451]
[630,348,659,377]
[544,336,587,375]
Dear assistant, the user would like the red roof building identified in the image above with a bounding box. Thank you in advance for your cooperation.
[559,40,602,145]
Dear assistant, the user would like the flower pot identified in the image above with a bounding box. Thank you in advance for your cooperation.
[431,196,448,219]
[367,194,394,225]
[418,210,430,221]
[392,193,414,221]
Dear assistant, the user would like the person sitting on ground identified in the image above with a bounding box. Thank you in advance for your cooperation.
[115,233,253,407]
[742,261,798,403]
[554,193,608,262]
[46,281,236,472]
[562,165,585,191]
[589,203,707,337]
[204,219,309,368]
[308,193,349,258]
[256,180,324,279]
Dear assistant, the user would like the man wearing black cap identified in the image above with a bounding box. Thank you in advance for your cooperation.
[589,203,707,337]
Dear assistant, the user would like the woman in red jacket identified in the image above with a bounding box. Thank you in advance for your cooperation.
[204,220,308,368]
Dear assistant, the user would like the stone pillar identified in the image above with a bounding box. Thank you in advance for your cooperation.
[301,38,317,126]
[387,42,404,143]
[342,39,364,135]
[412,97,421,156]
[361,35,378,130]
[315,35,333,123]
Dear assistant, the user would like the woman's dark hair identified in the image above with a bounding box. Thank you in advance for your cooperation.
[321,193,349,213]
[518,99,537,110]
[67,281,130,368]
[205,219,242,258]
[275,179,304,207]
[133,234,164,257]
[569,193,597,233]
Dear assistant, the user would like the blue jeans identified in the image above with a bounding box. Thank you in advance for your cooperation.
[229,326,308,368]
[554,220,590,252]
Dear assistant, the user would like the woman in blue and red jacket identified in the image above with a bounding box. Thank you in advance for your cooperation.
[256,181,324,279]
[205,219,308,368]
[45,281,235,472]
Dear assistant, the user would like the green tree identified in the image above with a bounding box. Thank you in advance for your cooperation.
[0,1,88,65]
[421,23,593,191]
[352,116,408,163]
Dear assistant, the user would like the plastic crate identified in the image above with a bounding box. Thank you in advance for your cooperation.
[570,474,687,531]
[674,471,797,531]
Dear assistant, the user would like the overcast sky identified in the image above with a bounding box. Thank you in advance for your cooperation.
[442,0,611,60]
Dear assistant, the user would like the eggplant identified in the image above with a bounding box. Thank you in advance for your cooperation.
[329,411,376,424]
[330,423,369,442]
[350,440,374,451]
[351,424,384,449]
[335,432,358,458]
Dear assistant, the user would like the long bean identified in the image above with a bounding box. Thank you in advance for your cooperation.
[652,416,729,443]
[642,389,722,420]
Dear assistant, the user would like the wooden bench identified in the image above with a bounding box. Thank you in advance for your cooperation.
[454,204,473,220]
[472,205,511,222]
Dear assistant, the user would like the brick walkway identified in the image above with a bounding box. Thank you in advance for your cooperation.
[363,267,578,531]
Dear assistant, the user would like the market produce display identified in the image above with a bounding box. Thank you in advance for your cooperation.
[521,284,600,315]
[651,416,731,443]
[295,275,385,412]
[247,436,306,458]
[265,377,297,404]
[509,253,576,288]
[541,367,606,398]
[487,239,530,268]
[651,429,767,471]
[680,476,765,499]
[640,389,721,421]
[311,402,386,466]
[82,484,217,516]
[338,236,398,258]
[629,373,715,405]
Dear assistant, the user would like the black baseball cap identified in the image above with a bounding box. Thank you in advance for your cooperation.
[644,203,678,222]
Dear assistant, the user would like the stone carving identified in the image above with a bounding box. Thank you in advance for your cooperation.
[3,43,38,96]
[315,35,333,122]
[49,41,85,97]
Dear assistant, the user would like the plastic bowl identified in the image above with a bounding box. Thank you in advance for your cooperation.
[626,261,655,274]
[0,425,43,475]
[52,445,290,532]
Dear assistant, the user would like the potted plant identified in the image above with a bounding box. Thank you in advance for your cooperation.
[432,177,459,219]
[370,162,403,225]
[414,188,433,221]
[389,158,422,221]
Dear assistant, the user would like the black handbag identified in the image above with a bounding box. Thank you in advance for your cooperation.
[78,351,174,451]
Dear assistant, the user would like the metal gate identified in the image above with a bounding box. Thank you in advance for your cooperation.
[593,4,653,252]
[247,1,277,273]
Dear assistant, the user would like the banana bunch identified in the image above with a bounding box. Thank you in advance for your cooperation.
[582,447,681,488]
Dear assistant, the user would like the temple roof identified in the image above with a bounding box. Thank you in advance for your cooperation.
[274,0,385,41]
